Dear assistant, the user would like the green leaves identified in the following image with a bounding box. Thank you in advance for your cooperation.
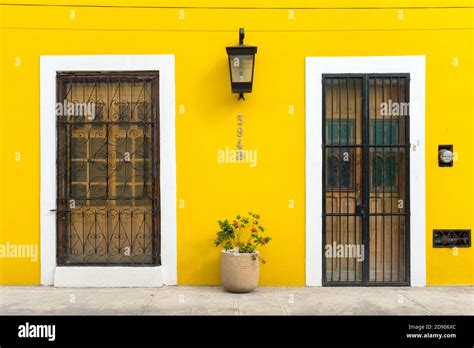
[214,219,236,248]
[213,212,272,264]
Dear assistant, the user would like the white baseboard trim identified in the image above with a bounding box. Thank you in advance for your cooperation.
[54,267,163,287]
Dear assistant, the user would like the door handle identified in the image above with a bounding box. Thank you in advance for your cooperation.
[355,204,367,215]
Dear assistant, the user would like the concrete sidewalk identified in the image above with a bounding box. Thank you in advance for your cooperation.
[0,286,472,315]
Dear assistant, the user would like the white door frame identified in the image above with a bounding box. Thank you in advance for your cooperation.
[40,55,177,287]
[305,56,426,286]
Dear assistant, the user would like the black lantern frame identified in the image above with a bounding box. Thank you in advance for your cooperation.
[226,28,257,100]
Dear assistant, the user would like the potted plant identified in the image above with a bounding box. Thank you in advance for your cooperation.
[214,212,271,293]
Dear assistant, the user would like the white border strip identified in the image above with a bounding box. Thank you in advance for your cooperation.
[305,56,426,286]
[40,55,177,287]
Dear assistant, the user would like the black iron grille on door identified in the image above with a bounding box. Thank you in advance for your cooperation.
[56,72,160,265]
[322,74,410,285]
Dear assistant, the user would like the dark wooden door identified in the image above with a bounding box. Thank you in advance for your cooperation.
[56,72,160,265]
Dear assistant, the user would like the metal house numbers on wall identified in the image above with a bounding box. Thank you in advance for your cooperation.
[237,114,244,161]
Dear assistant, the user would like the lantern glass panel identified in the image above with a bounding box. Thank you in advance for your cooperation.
[229,55,254,83]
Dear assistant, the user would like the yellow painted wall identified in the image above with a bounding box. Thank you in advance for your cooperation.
[0,1,472,285]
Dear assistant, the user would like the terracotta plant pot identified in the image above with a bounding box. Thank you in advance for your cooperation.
[220,250,260,293]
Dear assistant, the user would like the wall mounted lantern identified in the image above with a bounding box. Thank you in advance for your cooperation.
[226,28,257,100]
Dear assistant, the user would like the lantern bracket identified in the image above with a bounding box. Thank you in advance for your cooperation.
[238,28,245,100]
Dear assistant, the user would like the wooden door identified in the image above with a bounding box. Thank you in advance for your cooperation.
[56,72,160,265]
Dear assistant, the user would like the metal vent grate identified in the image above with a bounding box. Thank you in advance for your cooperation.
[433,230,471,248]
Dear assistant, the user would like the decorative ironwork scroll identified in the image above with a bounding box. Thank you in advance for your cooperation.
[433,230,471,248]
